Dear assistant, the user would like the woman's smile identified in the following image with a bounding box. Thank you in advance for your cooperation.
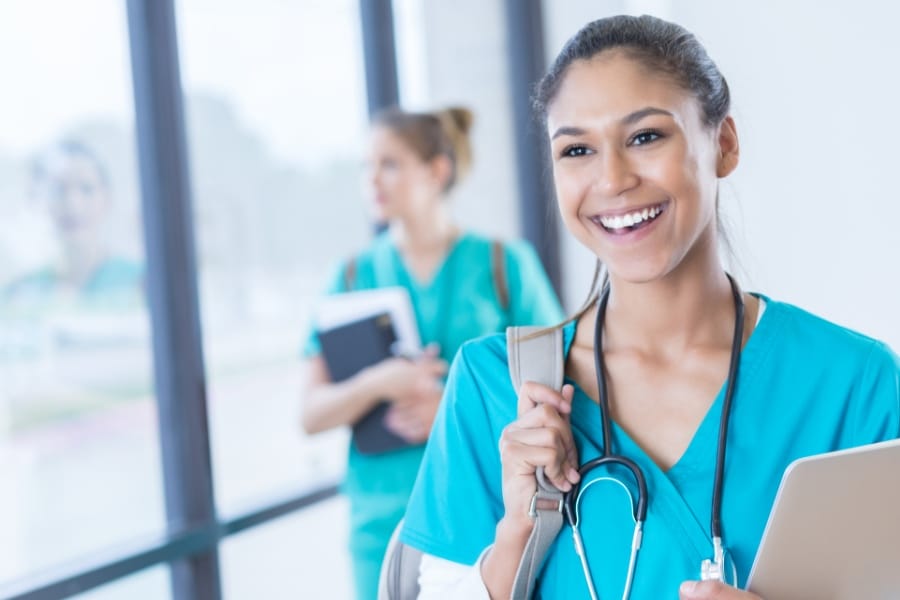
[590,199,670,241]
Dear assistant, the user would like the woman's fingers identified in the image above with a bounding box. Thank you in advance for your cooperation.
[384,406,428,442]
[679,580,762,599]
[517,381,574,417]
[501,427,580,488]
[500,437,577,491]
[418,356,449,378]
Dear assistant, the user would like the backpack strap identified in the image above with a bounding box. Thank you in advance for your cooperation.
[491,240,509,312]
[506,326,565,599]
[343,256,358,291]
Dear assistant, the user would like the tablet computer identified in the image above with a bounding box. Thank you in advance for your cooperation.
[746,437,900,600]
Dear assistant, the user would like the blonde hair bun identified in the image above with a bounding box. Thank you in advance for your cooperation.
[435,106,474,181]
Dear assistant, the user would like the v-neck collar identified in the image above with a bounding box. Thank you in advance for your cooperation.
[388,232,468,290]
[559,294,779,559]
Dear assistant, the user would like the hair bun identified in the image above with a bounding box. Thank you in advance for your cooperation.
[435,106,474,182]
[441,107,474,135]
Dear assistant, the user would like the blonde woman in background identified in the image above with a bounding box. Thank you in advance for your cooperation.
[301,106,564,599]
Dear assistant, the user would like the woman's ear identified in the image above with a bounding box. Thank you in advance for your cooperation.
[716,116,740,178]
[429,154,453,191]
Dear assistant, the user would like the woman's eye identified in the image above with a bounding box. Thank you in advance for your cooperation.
[630,130,662,146]
[561,145,591,158]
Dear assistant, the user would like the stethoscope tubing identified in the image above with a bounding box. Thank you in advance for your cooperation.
[563,274,745,597]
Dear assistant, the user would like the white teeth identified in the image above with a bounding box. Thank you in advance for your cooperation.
[598,204,663,230]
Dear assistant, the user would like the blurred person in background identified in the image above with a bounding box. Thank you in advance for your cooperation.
[1,139,143,315]
[300,105,564,599]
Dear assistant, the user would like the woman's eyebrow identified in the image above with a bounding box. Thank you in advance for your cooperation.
[621,106,673,125]
[551,107,674,140]
[551,126,587,140]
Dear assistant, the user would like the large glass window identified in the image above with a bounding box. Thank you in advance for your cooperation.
[175,0,368,537]
[0,0,163,591]
[71,566,170,600]
[220,497,352,598]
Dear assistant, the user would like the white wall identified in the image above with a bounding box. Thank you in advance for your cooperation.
[394,0,521,241]
[544,0,900,350]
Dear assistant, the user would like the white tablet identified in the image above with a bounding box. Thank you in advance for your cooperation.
[746,437,900,600]
[314,286,421,357]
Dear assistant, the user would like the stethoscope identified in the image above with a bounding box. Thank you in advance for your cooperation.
[564,274,745,600]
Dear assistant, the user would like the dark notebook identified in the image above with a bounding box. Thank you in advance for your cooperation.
[316,312,412,455]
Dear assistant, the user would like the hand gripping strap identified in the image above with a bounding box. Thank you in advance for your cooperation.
[506,326,565,600]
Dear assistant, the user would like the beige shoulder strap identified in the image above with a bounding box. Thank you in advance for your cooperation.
[492,240,509,311]
[506,326,565,599]
[343,257,357,291]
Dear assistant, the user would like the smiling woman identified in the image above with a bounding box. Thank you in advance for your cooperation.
[545,50,738,287]
[397,14,899,600]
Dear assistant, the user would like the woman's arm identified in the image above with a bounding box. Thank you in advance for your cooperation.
[300,354,447,435]
[417,552,490,599]
[300,355,386,434]
[481,382,580,598]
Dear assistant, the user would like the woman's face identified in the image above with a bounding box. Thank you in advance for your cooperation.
[44,154,110,248]
[365,126,442,222]
[546,51,738,284]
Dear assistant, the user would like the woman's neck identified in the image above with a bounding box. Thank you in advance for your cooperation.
[390,203,458,256]
[577,248,738,359]
[58,240,108,289]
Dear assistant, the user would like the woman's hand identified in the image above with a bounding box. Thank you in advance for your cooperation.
[679,581,763,600]
[481,382,581,599]
[378,345,448,443]
[497,382,580,532]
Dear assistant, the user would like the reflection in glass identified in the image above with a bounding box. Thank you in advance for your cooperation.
[0,1,163,588]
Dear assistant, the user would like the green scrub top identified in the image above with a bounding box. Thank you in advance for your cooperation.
[401,296,900,598]
[303,230,564,600]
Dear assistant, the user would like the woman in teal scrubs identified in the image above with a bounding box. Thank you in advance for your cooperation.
[2,140,144,315]
[301,106,564,600]
[400,16,900,600]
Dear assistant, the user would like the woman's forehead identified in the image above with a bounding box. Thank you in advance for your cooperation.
[546,52,700,132]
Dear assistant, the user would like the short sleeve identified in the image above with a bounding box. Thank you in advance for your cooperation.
[400,342,508,565]
[504,241,564,326]
[299,260,350,358]
[851,341,900,443]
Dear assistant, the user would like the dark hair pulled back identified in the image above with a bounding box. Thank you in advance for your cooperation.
[534,14,730,128]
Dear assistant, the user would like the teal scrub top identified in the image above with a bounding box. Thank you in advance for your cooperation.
[401,296,900,598]
[303,231,564,561]
[0,257,144,315]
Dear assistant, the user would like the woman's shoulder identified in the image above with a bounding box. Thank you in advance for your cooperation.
[762,295,898,368]
[455,331,510,380]
[449,332,520,422]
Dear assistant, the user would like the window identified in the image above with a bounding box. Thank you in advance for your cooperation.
[220,497,352,598]
[174,0,371,587]
[0,2,164,592]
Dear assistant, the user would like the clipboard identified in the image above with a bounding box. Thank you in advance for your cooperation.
[315,311,414,455]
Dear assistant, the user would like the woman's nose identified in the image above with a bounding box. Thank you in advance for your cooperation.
[595,150,639,197]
